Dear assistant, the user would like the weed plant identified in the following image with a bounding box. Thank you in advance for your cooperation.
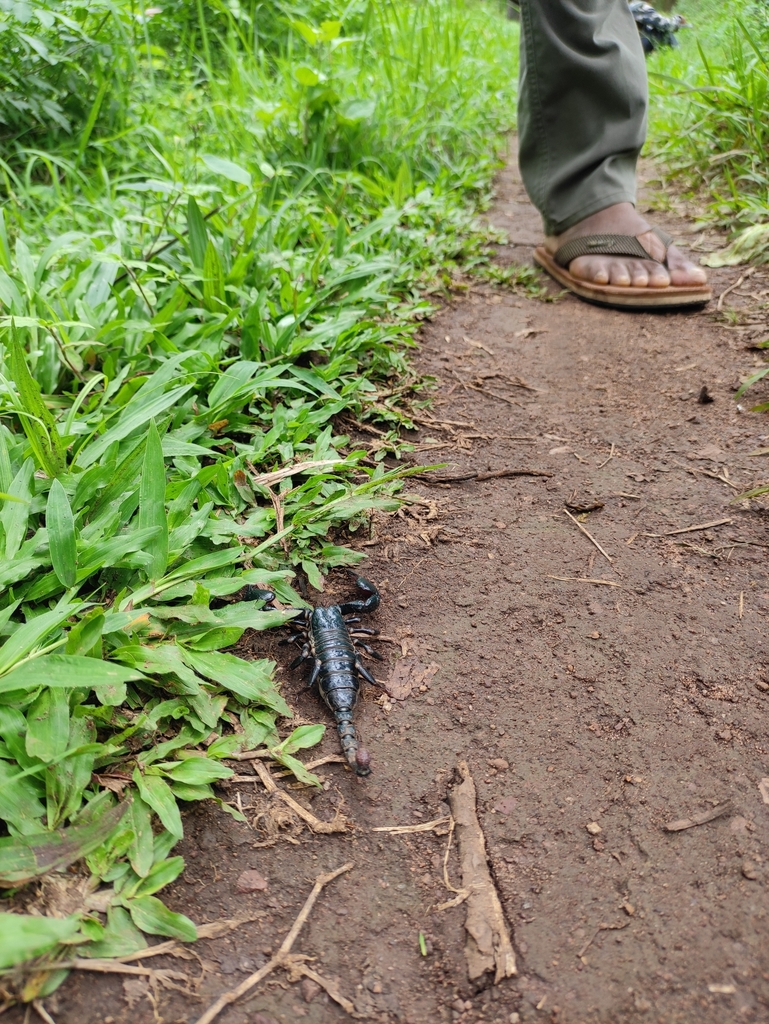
[647,0,769,238]
[0,0,519,988]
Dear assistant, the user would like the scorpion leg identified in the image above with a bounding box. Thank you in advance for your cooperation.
[279,632,306,646]
[354,658,378,686]
[289,644,311,669]
[353,640,384,660]
[308,659,322,688]
[348,626,379,636]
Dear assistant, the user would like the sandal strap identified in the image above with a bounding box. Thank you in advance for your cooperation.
[554,226,674,268]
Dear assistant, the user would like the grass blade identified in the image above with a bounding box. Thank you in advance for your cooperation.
[46,478,77,588]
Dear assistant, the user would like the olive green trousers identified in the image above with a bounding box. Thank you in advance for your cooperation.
[517,0,648,236]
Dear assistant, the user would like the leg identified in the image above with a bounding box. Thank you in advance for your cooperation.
[289,644,311,669]
[353,639,383,660]
[518,0,706,290]
[308,659,322,688]
[355,659,378,686]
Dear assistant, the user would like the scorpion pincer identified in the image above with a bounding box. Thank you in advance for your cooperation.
[244,576,382,777]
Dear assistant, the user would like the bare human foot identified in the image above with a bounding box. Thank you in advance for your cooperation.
[544,202,708,289]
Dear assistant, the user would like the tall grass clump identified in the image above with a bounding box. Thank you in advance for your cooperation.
[0,0,520,993]
[647,0,769,245]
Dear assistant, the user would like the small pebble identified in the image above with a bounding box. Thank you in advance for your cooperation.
[742,859,759,880]
[301,978,321,1003]
[586,821,602,835]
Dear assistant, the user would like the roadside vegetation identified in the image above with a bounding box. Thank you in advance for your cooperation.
[648,0,769,251]
[647,0,769,471]
[0,0,519,988]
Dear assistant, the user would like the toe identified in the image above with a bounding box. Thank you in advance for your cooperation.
[665,244,708,286]
[608,260,632,287]
[647,262,671,288]
[628,260,650,288]
[570,255,609,284]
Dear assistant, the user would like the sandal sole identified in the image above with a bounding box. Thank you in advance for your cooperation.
[534,247,712,310]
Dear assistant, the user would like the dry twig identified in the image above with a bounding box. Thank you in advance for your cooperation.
[248,459,346,488]
[31,1002,57,1024]
[643,518,732,538]
[435,815,470,912]
[576,921,630,958]
[284,958,355,1014]
[422,468,552,485]
[664,801,733,832]
[252,760,348,834]
[717,267,757,311]
[195,862,354,1024]
[545,575,620,587]
[597,443,616,470]
[563,509,614,565]
[449,762,516,983]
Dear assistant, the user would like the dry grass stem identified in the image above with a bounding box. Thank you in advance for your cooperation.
[717,266,757,310]
[563,509,614,565]
[253,759,348,834]
[371,816,450,834]
[597,443,616,469]
[545,575,621,587]
[643,518,732,538]
[31,1001,57,1024]
[285,958,355,1014]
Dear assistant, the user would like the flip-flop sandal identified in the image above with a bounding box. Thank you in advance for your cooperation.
[534,227,712,309]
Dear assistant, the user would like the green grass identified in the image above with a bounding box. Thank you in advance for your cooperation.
[0,0,520,993]
[646,0,769,429]
[646,0,769,243]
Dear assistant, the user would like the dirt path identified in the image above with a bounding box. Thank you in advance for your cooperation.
[23,152,769,1024]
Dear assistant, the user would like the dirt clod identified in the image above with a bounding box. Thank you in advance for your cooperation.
[235,869,268,893]
[300,978,322,1003]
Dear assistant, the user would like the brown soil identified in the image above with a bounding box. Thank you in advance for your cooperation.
[13,150,769,1024]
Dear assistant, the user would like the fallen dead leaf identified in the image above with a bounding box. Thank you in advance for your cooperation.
[450,762,516,983]
[384,658,440,700]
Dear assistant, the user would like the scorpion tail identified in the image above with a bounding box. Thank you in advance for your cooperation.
[335,711,371,777]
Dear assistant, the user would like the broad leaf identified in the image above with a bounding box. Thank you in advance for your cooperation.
[46,478,77,588]
[0,913,80,969]
[126,895,196,942]
[0,803,126,885]
[138,420,168,581]
[0,655,144,695]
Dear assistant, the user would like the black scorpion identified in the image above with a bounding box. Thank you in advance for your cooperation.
[243,575,382,776]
